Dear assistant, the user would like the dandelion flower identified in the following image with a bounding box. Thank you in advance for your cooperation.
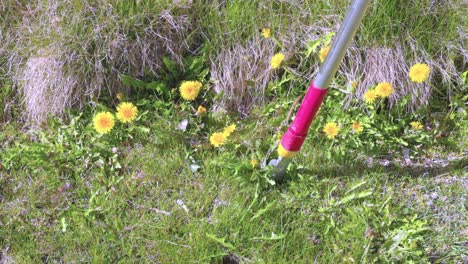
[250,159,259,168]
[363,89,378,104]
[223,124,236,137]
[116,102,138,123]
[116,93,124,101]
[375,82,393,98]
[409,63,430,83]
[271,52,285,69]
[180,81,203,101]
[323,122,340,139]
[351,121,363,133]
[210,132,226,147]
[197,105,207,115]
[261,28,271,38]
[319,46,330,63]
[410,121,423,130]
[93,112,115,134]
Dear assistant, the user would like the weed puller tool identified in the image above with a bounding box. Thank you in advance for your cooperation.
[270,0,371,181]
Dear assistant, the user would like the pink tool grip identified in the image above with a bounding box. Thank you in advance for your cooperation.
[280,81,328,152]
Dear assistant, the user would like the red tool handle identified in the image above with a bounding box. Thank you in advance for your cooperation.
[280,82,328,152]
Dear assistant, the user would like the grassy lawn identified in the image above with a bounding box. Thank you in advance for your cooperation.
[1,113,466,263]
[1,0,467,263]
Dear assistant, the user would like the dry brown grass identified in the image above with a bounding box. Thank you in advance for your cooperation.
[0,246,16,264]
[1,0,467,122]
[18,50,79,123]
[342,45,432,110]
[341,35,467,111]
[2,0,195,123]
[210,36,277,116]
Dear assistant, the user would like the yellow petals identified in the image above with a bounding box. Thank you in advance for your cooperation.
[351,121,363,133]
[410,121,423,130]
[363,89,378,104]
[271,52,285,69]
[223,124,236,137]
[180,81,203,101]
[375,82,394,98]
[409,63,430,83]
[197,105,207,115]
[261,28,271,38]
[210,124,235,147]
[250,159,259,168]
[319,46,330,63]
[209,132,226,147]
[116,102,138,123]
[93,112,115,134]
[323,122,340,139]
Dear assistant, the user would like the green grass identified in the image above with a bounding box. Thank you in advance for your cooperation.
[198,0,464,54]
[1,113,466,263]
[360,0,463,53]
[0,0,467,262]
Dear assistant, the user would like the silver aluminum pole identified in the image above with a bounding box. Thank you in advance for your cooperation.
[271,0,372,182]
[314,0,372,89]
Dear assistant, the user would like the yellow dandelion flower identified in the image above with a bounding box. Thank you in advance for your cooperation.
[116,93,124,101]
[271,52,285,69]
[261,28,271,38]
[210,132,226,147]
[409,63,430,83]
[197,105,207,115]
[180,81,203,101]
[375,82,394,98]
[93,112,115,134]
[223,124,236,137]
[410,121,423,130]
[363,89,378,104]
[250,159,259,168]
[319,46,331,63]
[323,122,340,139]
[351,121,363,133]
[116,102,138,123]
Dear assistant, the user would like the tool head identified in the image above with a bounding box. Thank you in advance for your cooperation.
[269,0,372,182]
[269,157,292,182]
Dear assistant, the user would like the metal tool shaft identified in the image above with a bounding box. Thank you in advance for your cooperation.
[315,0,371,89]
[271,0,371,181]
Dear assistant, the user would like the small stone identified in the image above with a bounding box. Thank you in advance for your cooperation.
[379,159,390,167]
[176,199,189,213]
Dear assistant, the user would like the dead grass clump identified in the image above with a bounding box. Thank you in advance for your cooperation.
[0,246,16,264]
[346,45,430,110]
[210,37,277,115]
[18,49,79,122]
[341,37,467,110]
[2,0,195,124]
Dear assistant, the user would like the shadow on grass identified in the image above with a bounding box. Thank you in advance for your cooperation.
[386,156,467,178]
[278,155,467,185]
